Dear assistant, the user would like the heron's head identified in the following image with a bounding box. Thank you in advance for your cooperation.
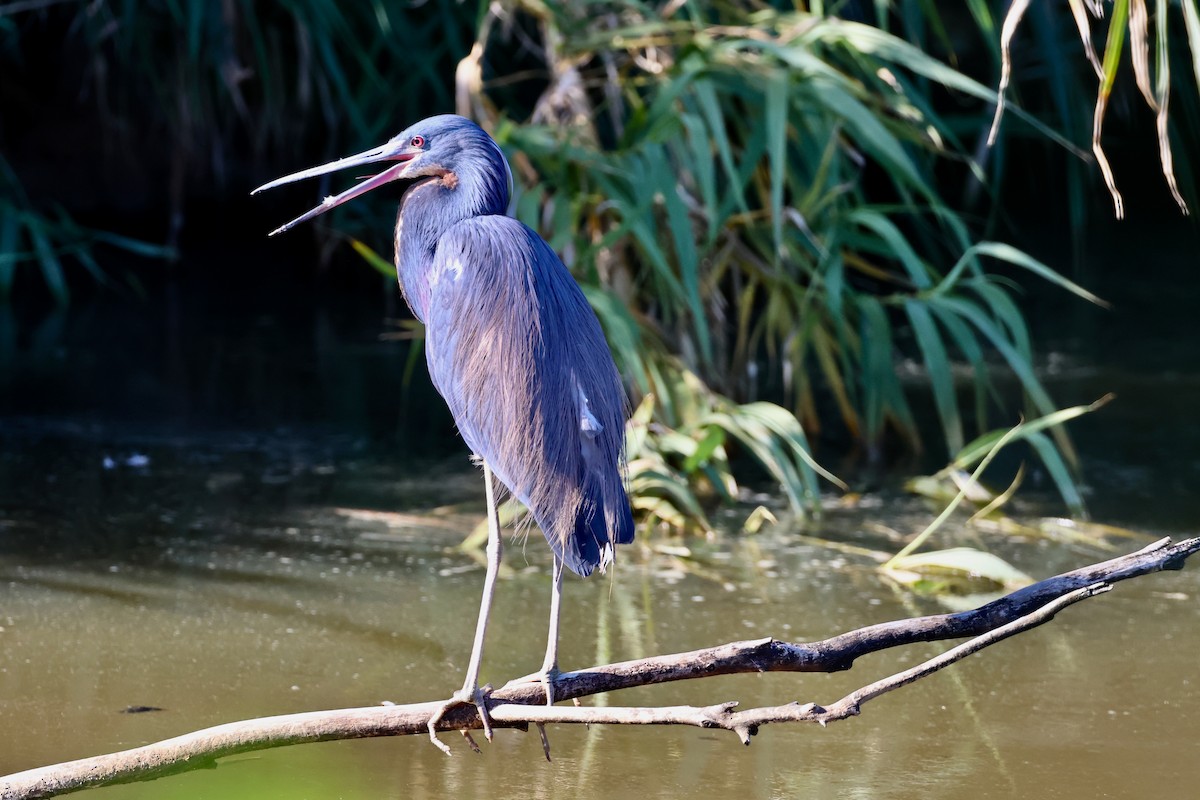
[252,114,512,236]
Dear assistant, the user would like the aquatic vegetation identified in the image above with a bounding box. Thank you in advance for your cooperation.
[7,1,1188,527]
[0,158,171,304]
[476,3,1107,514]
[990,0,1198,217]
[882,398,1113,597]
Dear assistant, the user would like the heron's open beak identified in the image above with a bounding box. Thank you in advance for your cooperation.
[251,141,419,236]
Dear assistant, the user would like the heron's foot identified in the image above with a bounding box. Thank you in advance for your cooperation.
[426,683,495,756]
[538,665,562,706]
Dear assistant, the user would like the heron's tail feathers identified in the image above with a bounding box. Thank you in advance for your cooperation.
[547,466,634,578]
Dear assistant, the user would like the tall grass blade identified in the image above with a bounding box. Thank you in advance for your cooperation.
[652,152,711,365]
[989,0,1032,145]
[1129,0,1158,109]
[932,306,996,434]
[940,395,1113,475]
[349,238,396,278]
[1095,0,1130,218]
[766,70,789,258]
[1156,0,1191,214]
[1025,431,1087,516]
[839,19,1086,156]
[928,242,1108,307]
[931,296,1067,457]
[26,218,68,306]
[1184,0,1200,97]
[1067,0,1106,78]
[887,420,1026,566]
[905,300,963,454]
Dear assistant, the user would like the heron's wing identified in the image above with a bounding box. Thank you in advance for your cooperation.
[425,216,633,576]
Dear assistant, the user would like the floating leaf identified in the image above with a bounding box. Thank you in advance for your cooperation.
[883,547,1034,595]
[742,505,779,534]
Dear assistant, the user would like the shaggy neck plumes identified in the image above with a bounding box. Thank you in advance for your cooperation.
[393,135,511,321]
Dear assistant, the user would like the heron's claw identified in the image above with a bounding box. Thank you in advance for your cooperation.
[533,667,562,762]
[426,684,495,755]
[536,722,552,762]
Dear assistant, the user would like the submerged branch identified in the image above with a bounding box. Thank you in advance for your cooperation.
[2,536,1197,800]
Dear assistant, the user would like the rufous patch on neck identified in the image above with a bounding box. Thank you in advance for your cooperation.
[441,171,459,190]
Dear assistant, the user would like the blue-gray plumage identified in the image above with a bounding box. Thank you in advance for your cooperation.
[253,114,634,751]
[393,119,633,576]
[426,216,633,574]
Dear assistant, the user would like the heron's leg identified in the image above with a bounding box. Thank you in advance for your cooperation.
[427,460,503,755]
[460,461,503,702]
[530,553,565,762]
[538,553,565,706]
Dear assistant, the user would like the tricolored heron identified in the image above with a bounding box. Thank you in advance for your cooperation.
[253,114,634,753]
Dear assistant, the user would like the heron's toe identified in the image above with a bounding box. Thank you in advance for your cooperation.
[425,683,496,754]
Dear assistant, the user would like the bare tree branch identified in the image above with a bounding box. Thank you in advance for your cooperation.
[498,580,1112,743]
[2,536,1197,800]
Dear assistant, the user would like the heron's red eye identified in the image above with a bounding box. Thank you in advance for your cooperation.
[410,135,425,148]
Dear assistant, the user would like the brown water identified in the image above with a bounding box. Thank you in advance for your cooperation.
[0,429,1196,799]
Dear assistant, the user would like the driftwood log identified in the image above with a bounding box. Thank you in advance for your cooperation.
[2,535,1197,800]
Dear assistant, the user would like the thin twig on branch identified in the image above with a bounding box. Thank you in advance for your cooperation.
[2,536,1197,800]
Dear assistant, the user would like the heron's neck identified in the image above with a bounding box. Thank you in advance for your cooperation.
[394,163,509,321]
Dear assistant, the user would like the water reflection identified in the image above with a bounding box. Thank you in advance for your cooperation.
[1,422,1197,798]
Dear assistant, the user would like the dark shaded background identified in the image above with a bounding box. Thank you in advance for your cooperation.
[2,4,1198,518]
